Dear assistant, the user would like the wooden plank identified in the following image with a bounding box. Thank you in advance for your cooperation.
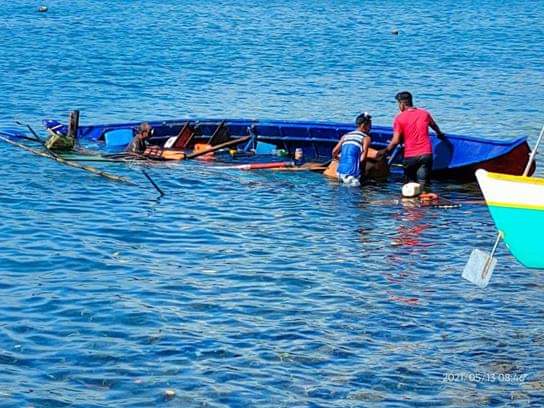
[67,110,80,140]
[186,136,251,160]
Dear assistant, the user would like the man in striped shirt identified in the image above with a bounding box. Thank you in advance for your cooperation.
[331,112,372,187]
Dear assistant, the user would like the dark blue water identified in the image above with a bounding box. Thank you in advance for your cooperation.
[1,1,544,406]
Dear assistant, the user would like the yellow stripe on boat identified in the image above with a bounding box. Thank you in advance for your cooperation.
[487,200,544,211]
[486,171,544,186]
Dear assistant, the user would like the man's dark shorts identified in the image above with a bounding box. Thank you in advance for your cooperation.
[404,154,433,187]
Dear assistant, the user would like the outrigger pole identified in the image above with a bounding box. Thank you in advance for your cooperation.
[8,113,167,195]
[15,120,43,142]
[0,134,134,185]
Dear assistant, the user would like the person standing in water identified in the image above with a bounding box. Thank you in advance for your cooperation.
[331,112,372,187]
[378,91,445,189]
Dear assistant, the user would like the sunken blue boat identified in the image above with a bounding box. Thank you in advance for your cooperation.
[41,117,534,180]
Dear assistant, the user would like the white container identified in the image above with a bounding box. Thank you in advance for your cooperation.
[401,182,421,198]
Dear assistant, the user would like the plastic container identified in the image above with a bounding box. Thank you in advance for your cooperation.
[401,182,421,198]
[255,142,276,155]
[294,148,304,166]
[104,128,134,148]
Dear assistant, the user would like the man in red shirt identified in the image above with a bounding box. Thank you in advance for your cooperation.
[379,91,445,188]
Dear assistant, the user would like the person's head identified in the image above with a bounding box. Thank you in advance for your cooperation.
[138,122,152,139]
[355,112,372,131]
[395,91,413,111]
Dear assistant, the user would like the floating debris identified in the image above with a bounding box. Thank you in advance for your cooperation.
[164,389,176,400]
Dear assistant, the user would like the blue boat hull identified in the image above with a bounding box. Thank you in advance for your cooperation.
[37,117,534,180]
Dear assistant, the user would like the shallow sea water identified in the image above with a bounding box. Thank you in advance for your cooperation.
[1,1,544,406]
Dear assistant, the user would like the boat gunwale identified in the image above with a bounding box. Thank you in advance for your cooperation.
[44,117,529,147]
[16,118,530,174]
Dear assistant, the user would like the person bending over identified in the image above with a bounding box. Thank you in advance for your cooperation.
[332,112,372,187]
[379,91,445,189]
[127,122,153,154]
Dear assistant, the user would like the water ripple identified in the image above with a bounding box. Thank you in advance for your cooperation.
[1,0,544,406]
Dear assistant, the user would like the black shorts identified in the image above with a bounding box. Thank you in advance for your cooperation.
[404,154,433,186]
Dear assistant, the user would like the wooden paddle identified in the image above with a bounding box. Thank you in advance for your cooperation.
[185,136,251,160]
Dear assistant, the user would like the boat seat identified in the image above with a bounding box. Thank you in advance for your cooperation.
[207,121,230,146]
[164,122,197,149]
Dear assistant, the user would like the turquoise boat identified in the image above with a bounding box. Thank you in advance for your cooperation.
[476,169,544,269]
